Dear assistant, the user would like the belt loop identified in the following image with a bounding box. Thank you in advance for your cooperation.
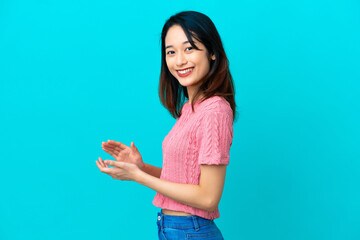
[158,212,164,229]
[192,216,200,231]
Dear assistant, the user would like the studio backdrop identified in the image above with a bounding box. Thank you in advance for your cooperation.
[0,0,359,239]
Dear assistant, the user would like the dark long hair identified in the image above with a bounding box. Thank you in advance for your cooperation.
[159,11,236,120]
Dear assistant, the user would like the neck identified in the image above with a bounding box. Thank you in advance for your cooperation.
[186,81,199,103]
[187,92,204,104]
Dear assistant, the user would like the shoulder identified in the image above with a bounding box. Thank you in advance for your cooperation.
[198,96,233,118]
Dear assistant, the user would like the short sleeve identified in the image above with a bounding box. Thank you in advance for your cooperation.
[197,111,233,165]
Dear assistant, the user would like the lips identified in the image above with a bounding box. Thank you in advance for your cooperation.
[176,67,194,77]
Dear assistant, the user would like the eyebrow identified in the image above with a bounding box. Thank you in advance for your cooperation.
[165,41,191,49]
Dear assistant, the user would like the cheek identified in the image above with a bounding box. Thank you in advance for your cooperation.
[165,59,177,78]
[192,54,209,69]
[165,58,175,71]
[197,59,211,74]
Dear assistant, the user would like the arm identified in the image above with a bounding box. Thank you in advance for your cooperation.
[136,164,226,211]
[96,158,226,211]
[143,163,162,178]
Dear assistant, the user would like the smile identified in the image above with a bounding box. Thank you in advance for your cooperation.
[176,67,194,77]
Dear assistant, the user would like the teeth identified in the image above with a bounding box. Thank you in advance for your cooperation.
[178,68,193,74]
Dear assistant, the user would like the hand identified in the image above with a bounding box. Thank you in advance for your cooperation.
[95,157,142,181]
[101,140,145,171]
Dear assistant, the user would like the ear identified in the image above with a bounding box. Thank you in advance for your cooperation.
[210,54,216,61]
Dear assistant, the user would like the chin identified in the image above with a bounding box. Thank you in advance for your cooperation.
[178,82,193,87]
[176,78,196,86]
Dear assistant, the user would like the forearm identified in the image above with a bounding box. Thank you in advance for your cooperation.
[143,163,162,178]
[135,171,214,211]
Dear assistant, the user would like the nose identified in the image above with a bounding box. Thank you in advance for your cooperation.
[176,52,187,66]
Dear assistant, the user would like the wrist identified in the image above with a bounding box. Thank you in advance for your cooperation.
[134,167,147,184]
[140,162,147,173]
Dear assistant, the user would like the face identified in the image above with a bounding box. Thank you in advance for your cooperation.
[164,25,215,97]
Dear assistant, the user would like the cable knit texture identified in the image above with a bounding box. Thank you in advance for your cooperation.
[152,96,233,220]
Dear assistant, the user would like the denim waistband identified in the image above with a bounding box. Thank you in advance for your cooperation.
[157,212,213,230]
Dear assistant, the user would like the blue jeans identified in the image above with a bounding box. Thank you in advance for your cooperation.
[156,212,224,239]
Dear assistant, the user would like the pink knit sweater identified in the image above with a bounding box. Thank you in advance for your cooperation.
[152,96,234,220]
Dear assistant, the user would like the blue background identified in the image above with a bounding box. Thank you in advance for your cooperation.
[1,0,359,239]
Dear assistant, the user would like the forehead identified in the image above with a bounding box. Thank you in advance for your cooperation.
[165,25,191,45]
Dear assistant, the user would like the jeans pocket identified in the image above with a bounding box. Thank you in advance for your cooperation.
[187,231,220,239]
[186,224,223,239]
[163,227,187,239]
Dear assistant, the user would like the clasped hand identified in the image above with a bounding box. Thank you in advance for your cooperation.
[95,140,145,181]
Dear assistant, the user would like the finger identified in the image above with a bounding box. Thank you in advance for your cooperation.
[102,141,121,152]
[102,147,127,163]
[102,141,116,148]
[102,145,120,155]
[107,140,129,150]
[104,143,124,153]
[102,142,121,152]
[101,157,110,168]
[98,164,112,174]
[102,142,120,153]
[95,160,102,170]
[96,160,109,173]
[102,147,119,157]
[101,167,111,174]
[97,159,105,168]
[99,157,109,168]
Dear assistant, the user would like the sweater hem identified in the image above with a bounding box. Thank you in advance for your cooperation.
[152,200,220,220]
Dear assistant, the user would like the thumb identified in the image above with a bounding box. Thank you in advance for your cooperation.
[104,160,125,168]
[131,142,138,151]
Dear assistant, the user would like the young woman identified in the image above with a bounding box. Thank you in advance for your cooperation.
[95,11,236,239]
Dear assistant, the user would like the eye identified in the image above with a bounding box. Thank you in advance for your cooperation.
[166,50,175,55]
[185,47,193,51]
